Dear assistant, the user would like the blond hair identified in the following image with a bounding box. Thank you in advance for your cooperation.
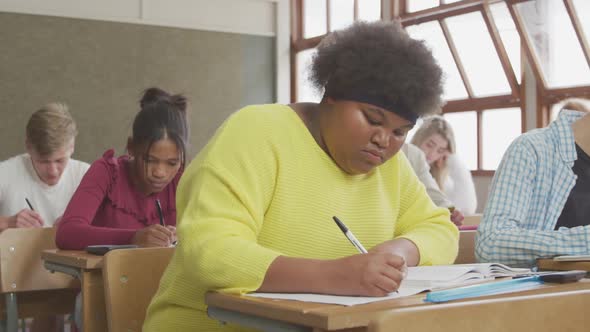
[26,103,78,156]
[410,115,456,189]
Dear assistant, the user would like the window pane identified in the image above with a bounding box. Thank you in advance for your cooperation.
[358,0,381,22]
[406,0,439,13]
[482,108,522,170]
[443,112,478,170]
[516,0,590,88]
[445,12,511,97]
[296,49,322,102]
[490,2,522,83]
[329,0,355,31]
[303,0,327,38]
[406,22,468,100]
[572,0,590,48]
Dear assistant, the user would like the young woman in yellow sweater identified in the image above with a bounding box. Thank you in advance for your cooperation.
[144,21,459,331]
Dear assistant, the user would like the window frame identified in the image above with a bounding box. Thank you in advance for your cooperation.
[290,0,590,175]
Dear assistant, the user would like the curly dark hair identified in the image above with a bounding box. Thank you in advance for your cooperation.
[310,21,443,118]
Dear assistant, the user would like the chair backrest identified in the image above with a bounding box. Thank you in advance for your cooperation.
[455,230,476,264]
[369,289,590,332]
[0,228,78,293]
[462,214,482,226]
[103,247,174,332]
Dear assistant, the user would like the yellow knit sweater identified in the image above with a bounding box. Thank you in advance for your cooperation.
[144,104,458,331]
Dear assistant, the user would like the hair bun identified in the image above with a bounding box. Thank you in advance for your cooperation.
[140,87,171,108]
[170,94,187,113]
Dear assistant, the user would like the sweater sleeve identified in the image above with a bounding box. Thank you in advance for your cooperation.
[56,157,136,249]
[394,153,459,265]
[175,110,282,295]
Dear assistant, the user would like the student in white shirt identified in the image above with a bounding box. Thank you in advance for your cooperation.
[0,102,89,229]
[411,116,477,215]
[0,102,89,332]
[402,143,464,225]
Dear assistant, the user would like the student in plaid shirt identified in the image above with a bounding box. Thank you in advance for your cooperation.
[476,99,590,267]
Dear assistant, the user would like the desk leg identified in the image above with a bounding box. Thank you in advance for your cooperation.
[80,269,107,332]
[4,293,17,332]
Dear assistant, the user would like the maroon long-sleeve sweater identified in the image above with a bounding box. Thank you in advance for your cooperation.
[56,149,181,250]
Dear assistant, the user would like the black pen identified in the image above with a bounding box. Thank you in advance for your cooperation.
[155,199,165,226]
[25,198,35,211]
[332,216,368,254]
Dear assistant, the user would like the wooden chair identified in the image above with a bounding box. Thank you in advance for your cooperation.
[455,230,476,264]
[102,247,174,332]
[369,289,590,332]
[0,228,79,332]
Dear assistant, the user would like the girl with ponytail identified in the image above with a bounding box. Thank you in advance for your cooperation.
[56,87,189,249]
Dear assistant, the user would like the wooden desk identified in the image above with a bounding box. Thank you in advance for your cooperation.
[206,279,590,332]
[42,250,106,332]
[537,258,590,272]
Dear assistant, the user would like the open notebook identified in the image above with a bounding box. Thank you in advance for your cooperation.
[405,263,531,288]
[247,263,531,306]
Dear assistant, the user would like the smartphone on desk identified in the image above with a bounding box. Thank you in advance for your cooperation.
[539,270,587,283]
[85,244,138,255]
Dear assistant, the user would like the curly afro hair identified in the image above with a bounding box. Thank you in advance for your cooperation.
[310,21,444,118]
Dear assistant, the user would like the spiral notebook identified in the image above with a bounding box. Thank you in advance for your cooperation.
[248,263,532,306]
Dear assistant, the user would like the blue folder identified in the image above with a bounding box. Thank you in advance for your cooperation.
[425,276,544,303]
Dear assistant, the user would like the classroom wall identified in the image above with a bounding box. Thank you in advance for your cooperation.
[0,11,276,162]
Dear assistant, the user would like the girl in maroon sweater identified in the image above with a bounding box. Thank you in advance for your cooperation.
[56,88,189,249]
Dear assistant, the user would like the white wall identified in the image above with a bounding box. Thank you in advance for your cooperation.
[0,0,291,103]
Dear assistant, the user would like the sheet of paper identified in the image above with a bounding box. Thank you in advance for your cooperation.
[247,285,430,306]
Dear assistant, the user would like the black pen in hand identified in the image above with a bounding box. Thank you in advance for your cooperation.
[25,198,35,211]
[156,199,177,246]
[155,199,165,226]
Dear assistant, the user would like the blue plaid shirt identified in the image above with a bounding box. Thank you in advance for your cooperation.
[476,110,589,267]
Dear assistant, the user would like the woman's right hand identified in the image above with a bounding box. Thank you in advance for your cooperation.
[131,224,174,247]
[329,252,406,297]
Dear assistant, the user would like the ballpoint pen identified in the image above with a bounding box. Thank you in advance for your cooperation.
[25,198,35,211]
[155,199,165,226]
[332,216,368,254]
[156,199,178,246]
